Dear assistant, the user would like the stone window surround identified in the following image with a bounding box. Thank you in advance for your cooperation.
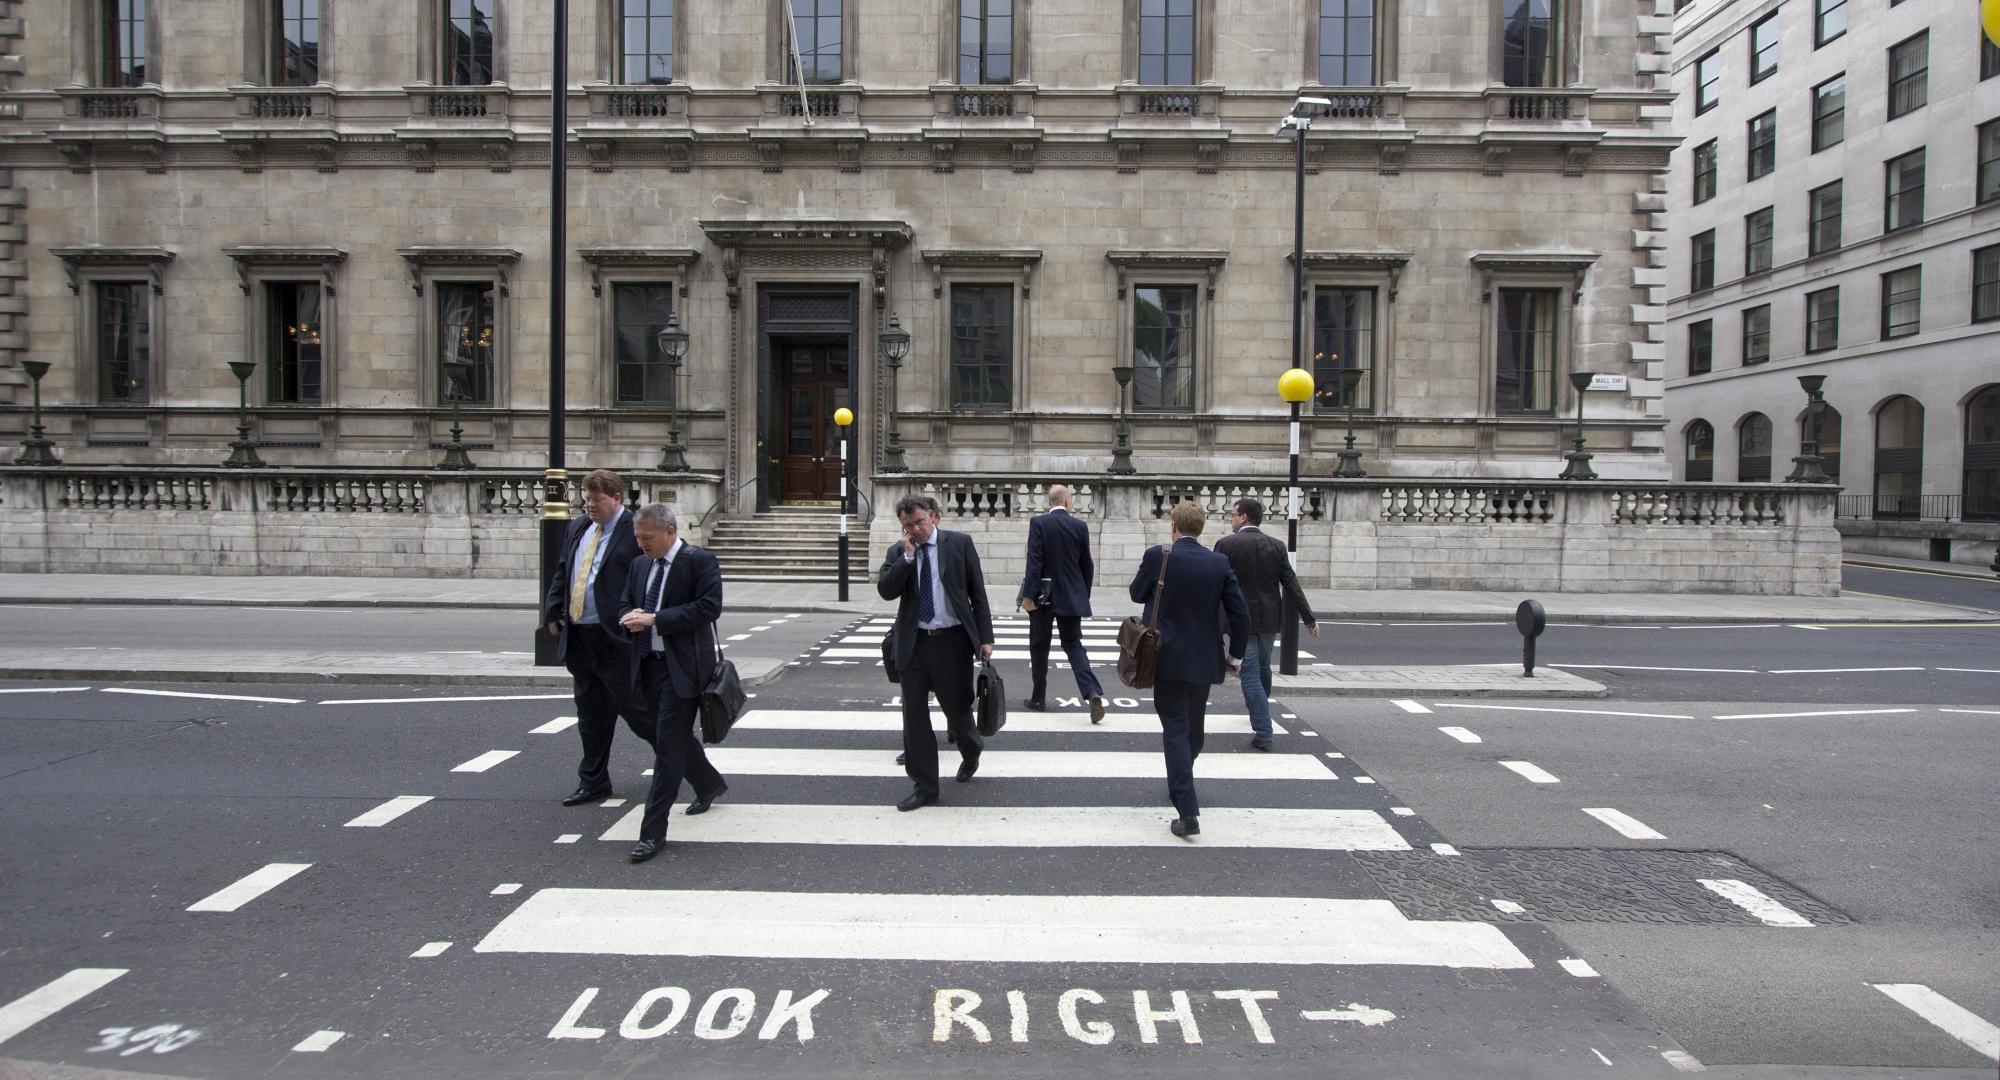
[1747,9,1779,85]
[1106,250,1226,414]
[1684,418,1715,481]
[242,0,335,86]
[418,0,509,85]
[1811,73,1845,153]
[769,0,859,84]
[601,0,688,85]
[1804,285,1839,354]
[1470,251,1594,418]
[936,0,1034,85]
[1303,0,1399,86]
[1693,46,1720,115]
[1119,0,1217,86]
[67,0,164,87]
[396,247,520,408]
[1489,0,1581,90]
[50,246,175,405]
[1296,251,1410,416]
[577,247,700,408]
[919,248,1041,413]
[1885,29,1927,121]
[1741,302,1770,365]
[221,246,347,407]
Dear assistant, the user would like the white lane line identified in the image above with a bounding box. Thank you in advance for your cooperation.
[1430,843,1460,856]
[738,709,1283,735]
[1661,1049,1707,1071]
[726,634,752,642]
[1391,699,1433,714]
[530,716,579,734]
[1498,761,1560,784]
[0,968,128,1047]
[319,693,571,706]
[1353,776,1376,784]
[1712,708,1918,720]
[1940,708,2000,716]
[410,942,453,958]
[0,687,92,695]
[1438,726,1482,743]
[187,863,312,912]
[1698,879,1813,927]
[748,625,772,632]
[704,747,1334,781]
[554,834,581,844]
[601,798,627,808]
[601,803,1409,850]
[101,687,300,704]
[1668,624,1781,630]
[491,884,522,896]
[1437,703,1696,720]
[1871,983,2000,1061]
[291,1030,345,1053]
[475,889,1533,969]
[1582,807,1666,840]
[1937,667,2000,674]
[1766,666,1925,675]
[1591,1048,1614,1066]
[451,750,520,773]
[1489,899,1526,914]
[1550,664,1758,674]
[1559,958,1600,978]
[343,795,432,828]
[1387,621,1509,626]
[1391,807,1415,816]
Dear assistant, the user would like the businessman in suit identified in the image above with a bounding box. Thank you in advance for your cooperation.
[1215,497,1320,751]
[615,502,727,863]
[1018,484,1106,722]
[1129,500,1250,838]
[540,468,651,806]
[878,493,995,811]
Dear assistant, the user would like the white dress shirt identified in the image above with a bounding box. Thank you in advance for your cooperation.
[903,537,960,631]
[642,537,685,653]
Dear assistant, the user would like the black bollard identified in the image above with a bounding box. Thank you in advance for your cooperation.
[1516,599,1547,677]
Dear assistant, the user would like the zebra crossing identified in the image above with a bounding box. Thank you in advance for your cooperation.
[807,615,1316,665]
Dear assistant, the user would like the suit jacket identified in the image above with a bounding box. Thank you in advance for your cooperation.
[617,543,724,701]
[1017,508,1094,617]
[1129,536,1251,686]
[877,529,996,670]
[538,508,640,661]
[1213,525,1317,635]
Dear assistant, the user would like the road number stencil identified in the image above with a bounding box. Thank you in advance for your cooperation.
[88,1024,203,1056]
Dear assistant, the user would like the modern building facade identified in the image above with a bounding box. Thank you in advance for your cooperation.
[1663,0,2000,562]
[0,0,1680,518]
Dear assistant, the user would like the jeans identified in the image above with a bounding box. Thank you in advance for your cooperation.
[1238,632,1276,744]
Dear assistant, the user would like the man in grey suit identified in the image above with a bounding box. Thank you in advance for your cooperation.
[878,494,995,811]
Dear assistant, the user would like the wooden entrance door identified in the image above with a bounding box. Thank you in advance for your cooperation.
[776,341,852,502]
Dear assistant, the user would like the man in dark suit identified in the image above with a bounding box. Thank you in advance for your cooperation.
[878,493,995,811]
[614,502,727,864]
[1129,500,1250,838]
[1214,497,1320,751]
[540,468,651,806]
[1018,484,1106,722]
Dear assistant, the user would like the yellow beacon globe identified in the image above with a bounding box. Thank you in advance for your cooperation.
[1986,0,2000,47]
[1277,367,1315,404]
[833,407,854,427]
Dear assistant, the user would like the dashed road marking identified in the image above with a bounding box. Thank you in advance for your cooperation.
[1940,708,2000,716]
[1430,843,1460,856]
[102,687,300,704]
[1498,761,1560,784]
[1583,807,1666,840]
[1489,899,1526,914]
[411,942,453,958]
[1559,958,1600,978]
[344,795,432,828]
[451,750,520,773]
[1391,807,1415,816]
[0,686,92,695]
[1871,983,2000,1061]
[1698,879,1812,927]
[1937,667,2000,674]
[188,863,312,913]
[1438,726,1481,743]
[554,834,582,844]
[530,716,579,734]
[1391,699,1432,714]
[0,968,128,1047]
[1661,1049,1706,1071]
[291,1030,345,1053]
[491,884,522,896]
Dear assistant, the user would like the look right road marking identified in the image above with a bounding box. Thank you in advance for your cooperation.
[1697,879,1812,927]
[0,968,127,1047]
[187,863,312,912]
[1871,984,2000,1061]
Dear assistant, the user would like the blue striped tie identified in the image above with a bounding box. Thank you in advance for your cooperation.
[917,544,935,625]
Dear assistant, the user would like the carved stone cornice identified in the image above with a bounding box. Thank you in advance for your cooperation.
[221,246,349,295]
[576,247,701,296]
[49,246,176,294]
[920,249,1044,297]
[1471,251,1599,301]
[396,247,522,296]
[1105,250,1229,300]
[699,220,915,310]
[1292,250,1414,300]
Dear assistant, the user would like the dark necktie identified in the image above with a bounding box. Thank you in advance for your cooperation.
[917,543,936,625]
[645,559,666,613]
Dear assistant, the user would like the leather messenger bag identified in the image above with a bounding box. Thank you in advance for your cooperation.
[1115,545,1171,690]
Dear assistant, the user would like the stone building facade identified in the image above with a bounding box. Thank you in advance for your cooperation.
[0,0,1680,515]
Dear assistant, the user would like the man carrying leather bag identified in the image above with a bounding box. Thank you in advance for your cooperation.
[975,659,1007,737]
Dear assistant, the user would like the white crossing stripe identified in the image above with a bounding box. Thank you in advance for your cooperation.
[1661,1049,1707,1071]
[491,884,522,895]
[530,716,579,734]
[1698,878,1812,927]
[737,709,1285,736]
[475,889,1533,969]
[1391,699,1432,714]
[599,803,1409,850]
[1871,984,2000,1061]
[320,693,571,706]
[704,747,1335,781]
[0,968,128,1047]
[344,795,433,828]
[451,750,520,773]
[291,1030,345,1053]
[102,687,301,704]
[1583,807,1666,840]
[410,942,453,958]
[1438,726,1481,743]
[1559,958,1600,978]
[1498,760,1561,784]
[188,862,312,912]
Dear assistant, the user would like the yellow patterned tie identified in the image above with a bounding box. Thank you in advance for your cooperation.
[567,527,601,622]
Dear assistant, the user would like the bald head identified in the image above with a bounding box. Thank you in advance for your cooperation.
[1047,484,1072,509]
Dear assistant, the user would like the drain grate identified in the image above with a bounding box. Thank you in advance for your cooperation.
[1352,848,1852,926]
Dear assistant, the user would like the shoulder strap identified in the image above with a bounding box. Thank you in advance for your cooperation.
[1146,544,1172,630]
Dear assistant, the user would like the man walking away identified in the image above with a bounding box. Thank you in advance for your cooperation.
[541,469,650,806]
[1130,501,1250,838]
[1214,497,1320,751]
[1019,484,1106,722]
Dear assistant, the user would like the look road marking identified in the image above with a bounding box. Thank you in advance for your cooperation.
[187,863,311,912]
[344,795,432,828]
[599,804,1410,851]
[0,969,128,1047]
[1583,807,1666,840]
[1698,879,1812,927]
[738,709,1284,736]
[102,687,301,704]
[452,750,520,773]
[477,889,1532,969]
[703,747,1333,781]
[1498,761,1560,784]
[1871,984,2000,1061]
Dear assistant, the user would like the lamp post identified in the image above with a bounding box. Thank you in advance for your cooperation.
[1277,366,1313,676]
[1557,371,1599,481]
[1109,364,1136,475]
[437,359,476,470]
[655,313,690,472]
[878,312,910,473]
[834,406,854,601]
[12,360,57,466]
[1785,374,1832,484]
[535,0,575,666]
[222,360,266,468]
[1333,366,1367,478]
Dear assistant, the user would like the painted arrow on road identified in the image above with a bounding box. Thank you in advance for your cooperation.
[1300,1003,1397,1027]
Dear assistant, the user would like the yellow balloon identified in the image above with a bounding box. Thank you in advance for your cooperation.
[833,406,854,427]
[1986,0,2000,48]
[1277,366,1315,404]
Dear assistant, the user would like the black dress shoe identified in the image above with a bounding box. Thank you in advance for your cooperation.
[628,838,667,862]
[956,756,980,783]
[1169,817,1201,839]
[1024,698,1047,711]
[686,783,728,815]
[1090,696,1106,723]
[896,789,937,812]
[563,784,612,807]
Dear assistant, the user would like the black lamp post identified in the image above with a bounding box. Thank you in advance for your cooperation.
[655,313,690,472]
[13,359,57,466]
[1333,366,1367,478]
[535,0,573,668]
[1109,364,1136,475]
[878,312,910,473]
[1278,367,1313,676]
[438,360,476,470]
[1557,370,1598,481]
[1785,374,1832,484]
[835,405,854,601]
[222,360,266,468]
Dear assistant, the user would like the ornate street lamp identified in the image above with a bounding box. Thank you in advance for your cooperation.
[655,312,690,472]
[437,359,476,470]
[1557,370,1599,481]
[12,359,58,466]
[878,312,910,473]
[834,406,854,601]
[1277,366,1313,676]
[1333,366,1368,478]
[222,360,266,468]
[1785,374,1833,484]
[1109,363,1137,475]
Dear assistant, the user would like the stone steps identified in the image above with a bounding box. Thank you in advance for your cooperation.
[707,507,855,582]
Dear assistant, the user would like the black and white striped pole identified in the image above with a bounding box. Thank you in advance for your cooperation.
[1278,367,1313,677]
[835,406,854,602]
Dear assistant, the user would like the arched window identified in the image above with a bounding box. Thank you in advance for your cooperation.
[1738,413,1772,482]
[1684,419,1714,481]
[1801,405,1843,484]
[1873,395,1925,518]
[1966,385,2000,522]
